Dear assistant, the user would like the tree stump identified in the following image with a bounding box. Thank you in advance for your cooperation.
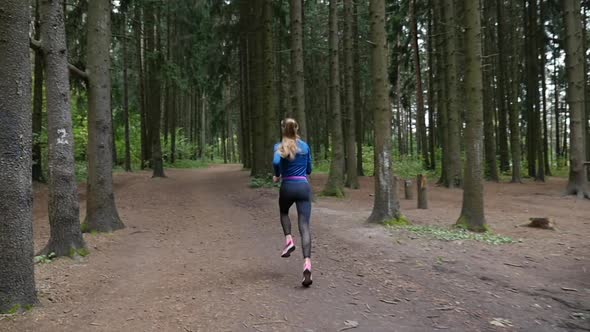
[416,174,428,209]
[526,217,555,230]
[404,180,414,200]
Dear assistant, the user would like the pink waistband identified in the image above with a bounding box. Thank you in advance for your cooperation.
[282,176,307,181]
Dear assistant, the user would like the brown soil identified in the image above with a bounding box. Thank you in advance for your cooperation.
[1,165,589,331]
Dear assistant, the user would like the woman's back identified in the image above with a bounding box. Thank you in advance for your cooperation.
[273,140,312,179]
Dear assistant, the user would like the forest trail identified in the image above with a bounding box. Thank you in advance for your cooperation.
[2,165,590,332]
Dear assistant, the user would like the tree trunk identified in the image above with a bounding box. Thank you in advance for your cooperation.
[32,0,45,183]
[427,2,437,171]
[457,0,487,232]
[323,0,346,197]
[495,0,510,174]
[148,4,165,178]
[0,0,38,313]
[262,0,278,167]
[508,0,523,183]
[443,0,462,188]
[39,0,86,256]
[122,13,132,172]
[367,0,402,223]
[411,0,428,169]
[417,174,428,209]
[353,0,364,176]
[134,4,147,169]
[562,0,589,198]
[434,1,449,185]
[290,0,307,139]
[343,0,359,189]
[84,0,125,232]
[553,52,561,162]
[482,0,499,182]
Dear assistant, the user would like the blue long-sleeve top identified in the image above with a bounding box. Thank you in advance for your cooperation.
[273,140,312,182]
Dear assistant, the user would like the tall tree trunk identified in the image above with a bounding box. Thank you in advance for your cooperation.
[367,0,401,223]
[553,52,561,161]
[0,0,38,313]
[290,0,307,139]
[508,0,523,183]
[410,0,428,169]
[262,0,278,165]
[149,4,165,177]
[427,2,437,171]
[353,0,364,176]
[457,0,487,231]
[134,4,147,169]
[443,0,462,188]
[495,0,510,173]
[344,0,359,189]
[85,0,125,232]
[434,1,449,185]
[122,12,132,172]
[323,0,346,197]
[562,0,589,198]
[32,0,45,183]
[39,0,86,256]
[482,0,499,182]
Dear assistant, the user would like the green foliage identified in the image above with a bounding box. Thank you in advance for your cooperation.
[313,160,331,174]
[250,176,280,189]
[383,215,412,226]
[387,224,514,245]
[33,252,56,264]
[69,247,90,258]
[165,159,208,169]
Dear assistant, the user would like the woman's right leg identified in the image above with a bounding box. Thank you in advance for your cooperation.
[279,184,296,257]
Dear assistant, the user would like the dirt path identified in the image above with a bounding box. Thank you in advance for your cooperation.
[1,165,589,331]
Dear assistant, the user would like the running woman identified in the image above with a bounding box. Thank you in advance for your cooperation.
[272,118,313,287]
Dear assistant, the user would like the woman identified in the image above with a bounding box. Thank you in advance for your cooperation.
[272,118,313,287]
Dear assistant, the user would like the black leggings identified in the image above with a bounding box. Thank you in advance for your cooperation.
[279,181,312,258]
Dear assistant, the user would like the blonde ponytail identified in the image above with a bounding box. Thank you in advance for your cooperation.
[278,118,300,160]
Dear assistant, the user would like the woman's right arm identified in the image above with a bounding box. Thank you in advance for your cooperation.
[273,144,281,177]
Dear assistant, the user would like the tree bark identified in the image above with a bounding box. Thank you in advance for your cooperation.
[134,4,147,169]
[39,0,86,256]
[417,174,428,209]
[122,12,132,172]
[482,0,499,182]
[0,0,38,313]
[434,1,449,185]
[410,0,429,169]
[508,0,523,183]
[353,0,364,176]
[344,0,359,189]
[495,0,510,174]
[262,0,278,167]
[148,4,165,178]
[562,0,589,198]
[443,0,462,188]
[84,0,125,232]
[32,0,45,183]
[290,0,307,139]
[457,0,487,232]
[367,0,402,223]
[323,0,346,197]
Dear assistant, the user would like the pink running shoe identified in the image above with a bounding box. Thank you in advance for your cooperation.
[302,261,313,287]
[281,240,296,258]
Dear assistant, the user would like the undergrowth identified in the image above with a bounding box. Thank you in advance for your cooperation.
[387,224,514,245]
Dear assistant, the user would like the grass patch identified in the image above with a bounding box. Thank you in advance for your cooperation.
[33,252,56,264]
[164,159,209,169]
[69,247,90,258]
[387,224,514,245]
[383,215,412,227]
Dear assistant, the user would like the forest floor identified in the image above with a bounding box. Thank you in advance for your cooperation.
[1,165,589,332]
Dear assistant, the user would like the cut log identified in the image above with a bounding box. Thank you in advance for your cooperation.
[404,180,414,200]
[525,217,555,230]
[417,174,428,209]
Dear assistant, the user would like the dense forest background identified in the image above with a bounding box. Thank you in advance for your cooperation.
[26,0,590,185]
